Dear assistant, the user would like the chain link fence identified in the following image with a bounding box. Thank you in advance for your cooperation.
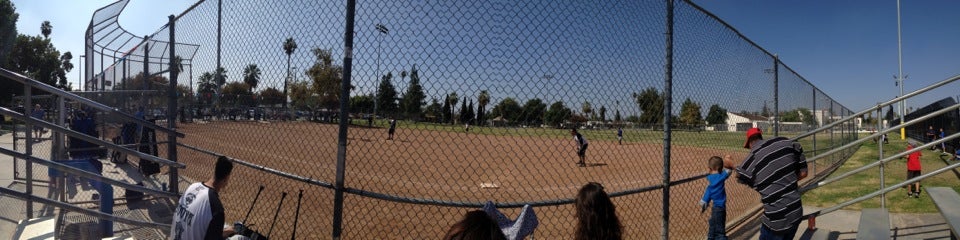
[79,0,862,238]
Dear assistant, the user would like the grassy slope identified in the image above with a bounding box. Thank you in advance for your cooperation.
[802,135,960,213]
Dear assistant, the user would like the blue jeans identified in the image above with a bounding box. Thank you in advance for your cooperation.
[708,206,727,240]
[759,222,799,240]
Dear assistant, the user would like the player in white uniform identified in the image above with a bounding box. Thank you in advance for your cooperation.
[170,156,235,240]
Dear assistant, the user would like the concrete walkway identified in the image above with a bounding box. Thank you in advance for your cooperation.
[742,206,953,239]
[0,132,19,238]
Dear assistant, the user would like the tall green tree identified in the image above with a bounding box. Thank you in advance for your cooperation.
[490,97,521,123]
[466,100,475,124]
[614,110,622,123]
[598,105,607,122]
[544,101,572,128]
[213,67,228,90]
[445,92,459,123]
[56,51,73,89]
[40,20,51,39]
[349,94,374,114]
[289,80,314,110]
[307,48,344,110]
[761,102,771,117]
[0,0,17,66]
[884,105,895,122]
[705,104,727,125]
[196,72,216,105]
[171,55,183,75]
[376,72,398,116]
[781,109,801,122]
[400,64,426,120]
[582,101,593,118]
[260,87,284,106]
[283,37,297,108]
[633,87,664,124]
[7,35,67,89]
[678,98,702,126]
[477,90,490,123]
[424,98,442,123]
[458,97,470,124]
[441,94,451,123]
[243,64,261,91]
[797,108,816,125]
[221,82,255,107]
[520,98,547,126]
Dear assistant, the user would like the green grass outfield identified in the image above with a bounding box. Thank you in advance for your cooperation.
[802,135,960,213]
[349,118,852,153]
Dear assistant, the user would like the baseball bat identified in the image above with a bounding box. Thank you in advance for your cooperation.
[243,185,265,225]
[291,189,303,240]
[267,191,288,238]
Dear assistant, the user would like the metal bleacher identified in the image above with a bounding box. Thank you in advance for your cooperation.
[0,67,187,239]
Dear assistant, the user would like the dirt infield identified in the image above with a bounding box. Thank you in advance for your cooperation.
[168,121,764,239]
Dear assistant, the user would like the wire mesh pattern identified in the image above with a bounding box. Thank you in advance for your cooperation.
[77,0,862,238]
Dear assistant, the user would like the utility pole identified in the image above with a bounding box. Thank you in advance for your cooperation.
[896,0,906,139]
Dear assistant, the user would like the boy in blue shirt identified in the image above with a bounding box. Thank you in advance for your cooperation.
[700,155,734,240]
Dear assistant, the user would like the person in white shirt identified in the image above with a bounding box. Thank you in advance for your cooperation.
[170,156,235,240]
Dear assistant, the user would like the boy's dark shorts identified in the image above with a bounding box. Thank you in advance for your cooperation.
[578,144,589,157]
[907,170,921,179]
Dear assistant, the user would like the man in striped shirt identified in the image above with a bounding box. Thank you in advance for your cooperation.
[735,128,808,240]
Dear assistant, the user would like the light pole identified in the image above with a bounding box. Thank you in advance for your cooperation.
[896,0,906,139]
[373,23,389,118]
[79,55,85,91]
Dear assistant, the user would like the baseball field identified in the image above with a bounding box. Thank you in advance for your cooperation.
[165,120,803,239]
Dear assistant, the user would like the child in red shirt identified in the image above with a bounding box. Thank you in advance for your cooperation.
[906,143,922,198]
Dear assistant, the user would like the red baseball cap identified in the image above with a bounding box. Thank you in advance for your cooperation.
[744,128,762,148]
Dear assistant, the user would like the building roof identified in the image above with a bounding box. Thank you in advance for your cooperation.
[729,112,769,121]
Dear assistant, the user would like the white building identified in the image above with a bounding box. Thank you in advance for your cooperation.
[725,112,770,132]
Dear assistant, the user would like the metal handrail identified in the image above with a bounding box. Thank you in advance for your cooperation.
[0,187,171,230]
[793,73,960,140]
[802,102,960,164]
[0,148,178,199]
[0,67,185,138]
[801,131,960,193]
[804,161,960,218]
[0,107,185,168]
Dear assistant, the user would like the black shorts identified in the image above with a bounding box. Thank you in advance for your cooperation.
[907,170,921,179]
[578,144,588,157]
[388,128,395,134]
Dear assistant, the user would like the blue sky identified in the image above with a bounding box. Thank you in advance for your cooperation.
[691,0,960,114]
[11,0,960,117]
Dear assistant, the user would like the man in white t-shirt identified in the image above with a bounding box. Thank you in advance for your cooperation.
[170,156,235,240]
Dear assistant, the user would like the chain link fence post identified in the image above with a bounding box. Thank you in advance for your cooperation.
[773,55,780,137]
[167,15,180,194]
[662,0,674,239]
[24,84,33,219]
[332,0,357,238]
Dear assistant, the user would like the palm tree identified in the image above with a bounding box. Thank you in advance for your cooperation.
[283,37,298,108]
[172,56,184,74]
[243,64,261,91]
[477,90,490,122]
[41,21,51,39]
